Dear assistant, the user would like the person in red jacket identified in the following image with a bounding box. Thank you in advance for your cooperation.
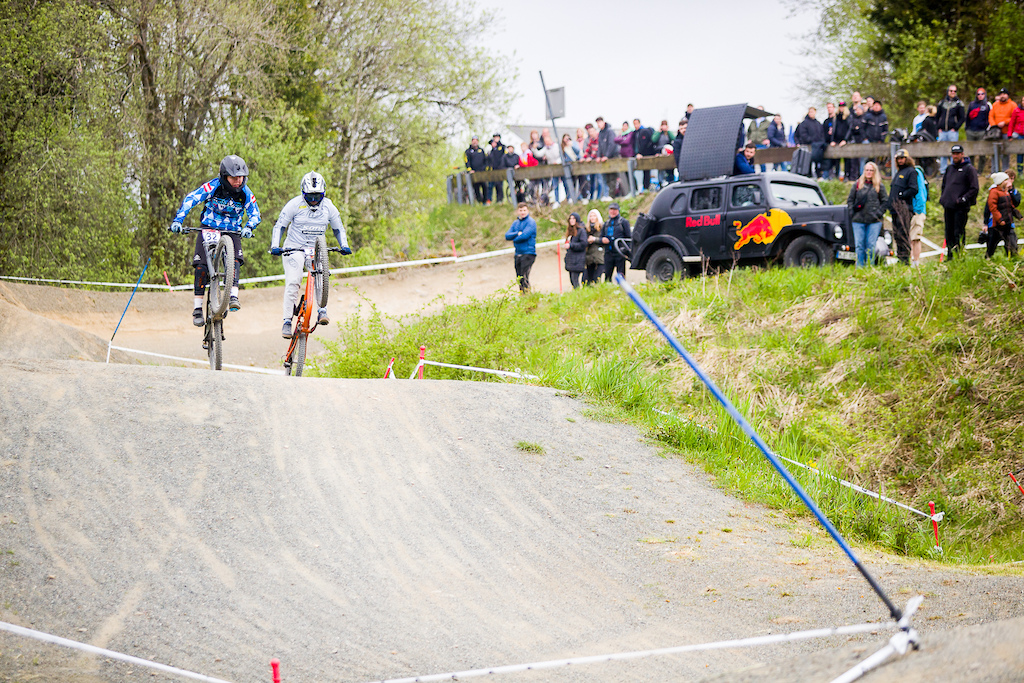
[1009,96,1024,173]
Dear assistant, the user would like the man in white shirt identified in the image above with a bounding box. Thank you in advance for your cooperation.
[270,172,352,338]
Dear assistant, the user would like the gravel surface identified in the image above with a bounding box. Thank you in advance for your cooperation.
[1,279,1022,682]
[1,359,1022,683]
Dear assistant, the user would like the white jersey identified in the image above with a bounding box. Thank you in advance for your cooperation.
[272,196,348,250]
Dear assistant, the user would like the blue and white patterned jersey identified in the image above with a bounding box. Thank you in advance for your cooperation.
[173,177,261,232]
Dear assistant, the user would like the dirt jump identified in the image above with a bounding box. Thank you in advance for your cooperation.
[1,253,1022,683]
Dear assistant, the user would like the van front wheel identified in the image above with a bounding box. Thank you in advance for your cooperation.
[783,236,833,268]
[645,247,685,282]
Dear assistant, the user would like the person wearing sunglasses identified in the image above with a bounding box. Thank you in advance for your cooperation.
[936,85,965,175]
[966,88,992,174]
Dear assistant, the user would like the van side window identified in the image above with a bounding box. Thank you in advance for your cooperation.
[731,184,763,207]
[690,187,722,211]
[669,192,688,214]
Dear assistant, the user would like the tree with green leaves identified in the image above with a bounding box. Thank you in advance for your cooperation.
[796,0,1024,127]
[0,0,137,280]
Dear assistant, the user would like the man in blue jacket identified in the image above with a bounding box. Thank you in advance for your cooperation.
[734,142,757,175]
[965,88,992,174]
[505,202,537,292]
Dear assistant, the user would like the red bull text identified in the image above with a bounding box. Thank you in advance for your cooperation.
[686,214,721,228]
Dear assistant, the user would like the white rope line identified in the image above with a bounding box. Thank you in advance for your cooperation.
[415,359,538,379]
[0,621,234,683]
[0,240,563,290]
[0,275,172,289]
[651,409,940,522]
[108,345,282,375]
[363,620,900,683]
[830,596,923,683]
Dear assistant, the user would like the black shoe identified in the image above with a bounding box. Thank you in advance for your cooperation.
[281,320,293,339]
[317,310,330,326]
[229,296,240,312]
[193,308,204,327]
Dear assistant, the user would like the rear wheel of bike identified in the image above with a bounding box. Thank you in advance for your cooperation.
[314,235,329,309]
[288,332,307,377]
[210,235,234,319]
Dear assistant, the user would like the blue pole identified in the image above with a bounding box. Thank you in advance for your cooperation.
[110,258,151,345]
[613,274,902,622]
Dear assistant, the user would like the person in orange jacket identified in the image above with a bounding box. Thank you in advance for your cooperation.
[990,88,1018,170]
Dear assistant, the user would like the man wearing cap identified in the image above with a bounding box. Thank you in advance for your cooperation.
[935,85,965,175]
[486,134,507,204]
[939,144,980,259]
[888,149,918,264]
[601,203,631,281]
[464,136,487,203]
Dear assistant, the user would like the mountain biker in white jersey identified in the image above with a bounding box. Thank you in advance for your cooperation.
[270,171,352,338]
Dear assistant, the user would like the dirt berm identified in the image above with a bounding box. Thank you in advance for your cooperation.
[1,275,1022,682]
[1,358,1022,683]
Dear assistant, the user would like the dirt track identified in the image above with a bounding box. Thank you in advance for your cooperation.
[0,256,1022,683]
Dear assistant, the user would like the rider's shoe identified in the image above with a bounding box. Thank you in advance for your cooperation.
[281,319,293,339]
[193,308,204,327]
[229,296,240,312]
[317,309,330,326]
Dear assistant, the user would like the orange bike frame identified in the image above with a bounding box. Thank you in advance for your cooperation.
[284,254,318,358]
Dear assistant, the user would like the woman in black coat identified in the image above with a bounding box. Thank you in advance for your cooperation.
[583,209,605,285]
[563,213,587,288]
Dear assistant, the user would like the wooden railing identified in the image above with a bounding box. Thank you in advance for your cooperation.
[447,139,1024,203]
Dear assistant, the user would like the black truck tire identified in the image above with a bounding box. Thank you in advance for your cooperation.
[645,247,685,282]
[783,235,834,267]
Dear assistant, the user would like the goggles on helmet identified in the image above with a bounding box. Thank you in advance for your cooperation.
[303,192,324,206]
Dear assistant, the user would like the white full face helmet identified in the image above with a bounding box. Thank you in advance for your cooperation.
[300,171,326,207]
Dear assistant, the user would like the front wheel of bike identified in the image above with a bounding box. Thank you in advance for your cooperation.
[208,319,223,370]
[210,235,234,319]
[314,235,329,309]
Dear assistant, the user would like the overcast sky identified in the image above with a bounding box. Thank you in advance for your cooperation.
[469,0,823,139]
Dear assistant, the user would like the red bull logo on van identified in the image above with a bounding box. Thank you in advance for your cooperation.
[733,209,792,249]
[686,214,721,228]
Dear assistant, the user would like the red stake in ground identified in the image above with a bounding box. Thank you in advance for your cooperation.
[1009,471,1024,499]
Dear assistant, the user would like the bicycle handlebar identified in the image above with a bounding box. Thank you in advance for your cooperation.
[275,247,348,255]
[180,227,242,235]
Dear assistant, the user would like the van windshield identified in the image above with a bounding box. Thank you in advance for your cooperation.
[770,182,826,206]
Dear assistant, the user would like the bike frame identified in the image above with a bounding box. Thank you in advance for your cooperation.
[281,242,341,375]
[182,227,236,370]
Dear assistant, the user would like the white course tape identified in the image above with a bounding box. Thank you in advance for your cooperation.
[109,345,282,375]
[417,359,538,380]
[0,275,172,289]
[364,620,900,683]
[652,409,941,522]
[0,240,563,290]
[0,620,234,683]
[830,596,923,683]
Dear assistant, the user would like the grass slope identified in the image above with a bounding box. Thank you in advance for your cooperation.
[316,255,1024,565]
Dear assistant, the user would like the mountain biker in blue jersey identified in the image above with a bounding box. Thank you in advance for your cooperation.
[169,155,261,327]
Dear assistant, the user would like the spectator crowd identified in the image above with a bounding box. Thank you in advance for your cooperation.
[478,82,1021,275]
[464,108,694,207]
